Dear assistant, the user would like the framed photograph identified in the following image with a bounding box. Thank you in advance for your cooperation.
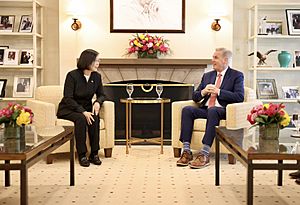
[286,9,300,35]
[110,0,185,33]
[18,15,33,33]
[0,15,15,32]
[256,79,278,99]
[265,20,282,35]
[0,46,9,65]
[294,50,300,67]
[0,79,7,97]
[20,49,33,65]
[3,49,19,65]
[13,76,34,97]
[282,86,299,99]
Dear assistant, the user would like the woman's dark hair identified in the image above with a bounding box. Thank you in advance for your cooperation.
[77,49,99,71]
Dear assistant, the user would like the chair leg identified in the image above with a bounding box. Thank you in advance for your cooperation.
[104,148,112,158]
[173,148,182,158]
[228,154,236,164]
[46,154,54,164]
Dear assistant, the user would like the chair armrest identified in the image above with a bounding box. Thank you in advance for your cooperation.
[172,100,198,148]
[226,100,262,130]
[26,99,57,127]
[100,101,115,147]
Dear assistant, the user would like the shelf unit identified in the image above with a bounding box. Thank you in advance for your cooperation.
[248,3,300,108]
[0,0,43,98]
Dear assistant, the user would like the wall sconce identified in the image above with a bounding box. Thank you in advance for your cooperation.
[211,19,221,31]
[71,18,81,31]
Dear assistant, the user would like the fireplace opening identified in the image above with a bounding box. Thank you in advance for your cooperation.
[103,80,194,144]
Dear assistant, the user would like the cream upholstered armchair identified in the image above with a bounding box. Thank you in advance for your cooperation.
[172,87,262,164]
[26,86,115,163]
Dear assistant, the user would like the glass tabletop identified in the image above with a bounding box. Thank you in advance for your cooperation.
[217,126,300,155]
[120,97,171,103]
[0,126,65,154]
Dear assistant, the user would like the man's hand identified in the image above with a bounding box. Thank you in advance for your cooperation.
[92,102,101,115]
[83,111,94,125]
[202,84,220,96]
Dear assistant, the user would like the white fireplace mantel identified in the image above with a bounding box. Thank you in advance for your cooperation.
[98,58,211,86]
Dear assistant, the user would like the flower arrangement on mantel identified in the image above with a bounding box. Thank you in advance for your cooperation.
[0,102,34,127]
[126,33,170,58]
[247,103,290,129]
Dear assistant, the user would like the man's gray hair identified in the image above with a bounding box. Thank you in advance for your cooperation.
[215,48,232,65]
[215,48,232,60]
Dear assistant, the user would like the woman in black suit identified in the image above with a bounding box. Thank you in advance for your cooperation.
[57,49,106,167]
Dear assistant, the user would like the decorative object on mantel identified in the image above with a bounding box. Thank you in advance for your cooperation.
[278,50,291,68]
[126,33,170,58]
[248,49,277,66]
[247,103,290,140]
[0,102,33,139]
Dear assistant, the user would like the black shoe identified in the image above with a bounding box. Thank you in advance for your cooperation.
[79,157,90,167]
[89,155,102,165]
[289,170,300,179]
[296,178,300,185]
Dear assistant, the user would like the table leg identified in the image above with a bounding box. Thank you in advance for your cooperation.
[20,161,28,205]
[160,101,164,154]
[278,160,283,186]
[247,161,254,205]
[125,102,129,154]
[70,134,75,186]
[4,160,10,187]
[215,136,220,186]
[129,102,132,148]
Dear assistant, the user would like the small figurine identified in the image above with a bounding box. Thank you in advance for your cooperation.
[248,49,277,65]
[258,16,267,35]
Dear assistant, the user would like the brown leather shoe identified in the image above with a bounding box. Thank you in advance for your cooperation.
[189,153,210,169]
[289,170,300,179]
[176,150,193,166]
[296,178,300,185]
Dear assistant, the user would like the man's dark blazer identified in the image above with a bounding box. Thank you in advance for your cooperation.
[57,69,106,117]
[192,67,244,108]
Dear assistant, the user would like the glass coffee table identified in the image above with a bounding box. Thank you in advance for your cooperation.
[0,126,75,205]
[215,126,300,205]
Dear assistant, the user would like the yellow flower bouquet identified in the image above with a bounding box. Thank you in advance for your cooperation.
[126,33,170,58]
[0,102,34,127]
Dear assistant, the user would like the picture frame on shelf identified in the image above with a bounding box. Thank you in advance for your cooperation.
[256,79,278,99]
[265,20,282,35]
[3,49,19,65]
[18,15,33,33]
[294,50,300,67]
[13,76,34,97]
[282,86,299,99]
[0,79,7,97]
[0,46,9,65]
[20,49,33,65]
[286,9,300,35]
[110,0,185,33]
[0,15,15,32]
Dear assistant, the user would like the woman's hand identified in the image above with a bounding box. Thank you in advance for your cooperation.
[83,111,94,125]
[92,102,101,115]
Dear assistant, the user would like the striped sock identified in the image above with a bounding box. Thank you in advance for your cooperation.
[200,144,210,157]
[183,141,191,152]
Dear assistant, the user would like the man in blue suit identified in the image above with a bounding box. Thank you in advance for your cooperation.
[176,48,244,169]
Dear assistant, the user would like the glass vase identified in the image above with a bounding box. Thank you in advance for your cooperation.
[259,123,280,140]
[4,123,25,139]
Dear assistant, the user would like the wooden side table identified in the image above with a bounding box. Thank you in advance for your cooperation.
[120,97,171,154]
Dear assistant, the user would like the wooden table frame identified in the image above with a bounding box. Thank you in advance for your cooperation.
[120,98,171,154]
[215,127,300,205]
[0,126,75,205]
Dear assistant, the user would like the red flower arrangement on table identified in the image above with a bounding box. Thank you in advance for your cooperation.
[247,103,290,129]
[0,102,33,127]
[126,33,170,58]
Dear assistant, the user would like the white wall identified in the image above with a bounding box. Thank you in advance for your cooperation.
[59,0,233,84]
